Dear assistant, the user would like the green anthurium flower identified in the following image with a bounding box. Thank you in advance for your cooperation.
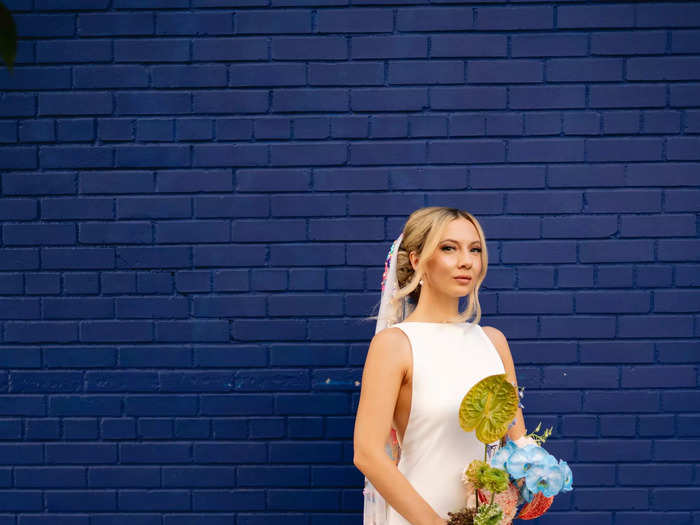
[459,373,519,443]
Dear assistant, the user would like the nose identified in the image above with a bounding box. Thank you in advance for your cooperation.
[459,248,472,268]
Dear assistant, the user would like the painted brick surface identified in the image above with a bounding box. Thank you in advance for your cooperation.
[0,1,698,523]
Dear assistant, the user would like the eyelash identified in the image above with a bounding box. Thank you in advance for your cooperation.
[441,246,482,253]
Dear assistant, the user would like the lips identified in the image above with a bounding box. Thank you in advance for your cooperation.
[455,276,472,282]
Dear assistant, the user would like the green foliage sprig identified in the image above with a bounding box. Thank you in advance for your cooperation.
[0,2,17,73]
[525,421,553,447]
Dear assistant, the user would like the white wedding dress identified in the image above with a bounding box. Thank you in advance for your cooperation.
[385,321,506,524]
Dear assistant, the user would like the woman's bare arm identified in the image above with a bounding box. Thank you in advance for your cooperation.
[482,326,528,442]
[353,327,445,525]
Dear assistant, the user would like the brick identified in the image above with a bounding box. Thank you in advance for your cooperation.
[351,141,426,165]
[3,223,75,245]
[477,6,552,30]
[668,137,700,160]
[43,298,113,320]
[193,37,267,61]
[156,11,233,35]
[587,138,663,161]
[548,58,623,81]
[432,34,506,57]
[272,36,346,60]
[115,39,190,62]
[511,34,587,57]
[56,119,94,142]
[370,115,408,138]
[194,90,269,113]
[672,29,700,53]
[397,7,473,31]
[428,140,505,164]
[590,84,666,108]
[229,64,305,87]
[310,62,384,86]
[0,490,43,511]
[270,142,346,166]
[319,8,392,33]
[115,145,189,167]
[37,39,112,63]
[511,138,584,162]
[74,65,149,88]
[237,10,310,34]
[591,30,666,55]
[97,118,134,141]
[78,13,154,36]
[468,59,542,83]
[176,118,212,141]
[19,120,54,142]
[88,466,160,488]
[16,466,85,488]
[352,36,426,59]
[273,89,348,112]
[40,146,112,169]
[637,2,700,28]
[116,92,190,115]
[628,57,700,80]
[670,84,700,107]
[558,4,635,29]
[511,86,585,109]
[253,117,290,140]
[0,66,71,91]
[14,14,75,38]
[432,87,506,110]
[39,93,112,116]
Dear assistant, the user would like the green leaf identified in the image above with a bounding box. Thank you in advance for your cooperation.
[459,373,519,443]
[0,2,17,73]
[473,502,503,525]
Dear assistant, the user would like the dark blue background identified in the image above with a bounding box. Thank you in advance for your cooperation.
[0,0,698,523]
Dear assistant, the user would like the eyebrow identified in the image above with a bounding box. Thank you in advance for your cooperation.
[441,238,481,245]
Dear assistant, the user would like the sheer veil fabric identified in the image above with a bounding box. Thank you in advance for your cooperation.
[362,233,415,525]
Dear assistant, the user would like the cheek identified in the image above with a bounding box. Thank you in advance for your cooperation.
[428,254,450,275]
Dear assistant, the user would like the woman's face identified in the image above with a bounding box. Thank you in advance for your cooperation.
[414,218,483,297]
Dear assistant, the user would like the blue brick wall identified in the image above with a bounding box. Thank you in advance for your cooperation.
[0,0,699,523]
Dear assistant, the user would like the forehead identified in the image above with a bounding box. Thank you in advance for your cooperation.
[439,218,480,242]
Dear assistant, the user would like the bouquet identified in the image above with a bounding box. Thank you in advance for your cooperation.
[446,374,573,525]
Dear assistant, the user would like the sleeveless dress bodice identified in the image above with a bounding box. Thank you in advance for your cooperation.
[386,321,506,524]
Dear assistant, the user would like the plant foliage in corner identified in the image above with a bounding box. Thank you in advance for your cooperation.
[0,2,17,73]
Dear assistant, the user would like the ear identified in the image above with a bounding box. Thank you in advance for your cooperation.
[409,250,419,272]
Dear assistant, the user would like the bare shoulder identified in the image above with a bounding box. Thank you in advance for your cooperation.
[480,325,515,373]
[368,325,412,377]
[480,325,508,349]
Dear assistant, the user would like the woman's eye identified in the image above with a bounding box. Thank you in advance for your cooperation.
[441,246,481,252]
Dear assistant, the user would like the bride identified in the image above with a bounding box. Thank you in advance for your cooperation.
[353,207,536,525]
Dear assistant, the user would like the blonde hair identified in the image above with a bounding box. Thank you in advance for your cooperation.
[367,206,489,325]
